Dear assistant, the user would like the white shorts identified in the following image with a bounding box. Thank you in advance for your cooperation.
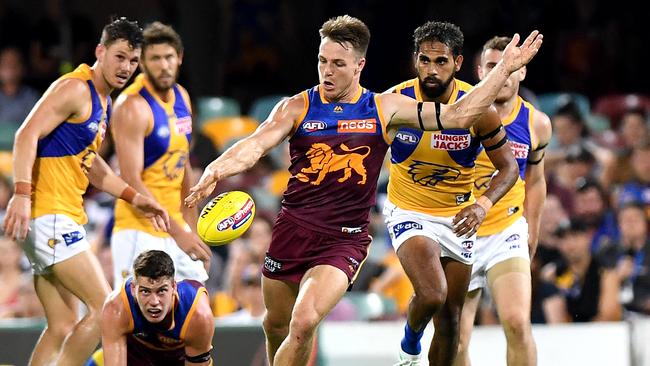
[468,216,530,291]
[111,229,208,288]
[21,214,91,275]
[383,200,476,265]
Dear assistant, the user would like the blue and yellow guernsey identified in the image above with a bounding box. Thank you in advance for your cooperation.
[388,78,481,216]
[475,95,537,236]
[33,64,110,224]
[121,278,208,351]
[113,74,193,237]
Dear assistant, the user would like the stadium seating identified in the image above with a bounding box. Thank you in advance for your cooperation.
[0,121,20,151]
[248,95,287,123]
[537,92,591,118]
[200,116,259,151]
[196,97,241,127]
[593,94,650,129]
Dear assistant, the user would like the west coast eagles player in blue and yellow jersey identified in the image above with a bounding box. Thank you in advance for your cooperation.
[100,250,214,366]
[386,22,519,366]
[110,22,211,289]
[456,37,551,366]
[2,19,169,366]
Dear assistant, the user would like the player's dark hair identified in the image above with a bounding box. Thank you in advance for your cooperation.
[133,250,175,280]
[320,15,370,58]
[100,17,144,49]
[413,21,464,57]
[143,21,183,56]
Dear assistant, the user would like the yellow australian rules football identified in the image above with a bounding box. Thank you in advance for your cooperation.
[197,191,256,246]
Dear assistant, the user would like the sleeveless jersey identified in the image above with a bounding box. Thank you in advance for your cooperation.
[121,278,208,351]
[32,64,110,224]
[475,96,537,236]
[113,74,192,237]
[281,85,390,236]
[388,78,481,216]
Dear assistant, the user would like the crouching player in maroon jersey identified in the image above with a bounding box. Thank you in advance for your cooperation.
[185,14,542,366]
[100,250,214,366]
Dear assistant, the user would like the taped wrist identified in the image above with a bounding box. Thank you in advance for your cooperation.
[186,349,212,364]
[120,186,138,204]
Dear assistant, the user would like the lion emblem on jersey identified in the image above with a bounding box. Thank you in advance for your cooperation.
[295,143,371,185]
[408,160,461,187]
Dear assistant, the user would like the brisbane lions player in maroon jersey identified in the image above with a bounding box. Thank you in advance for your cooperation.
[185,15,542,366]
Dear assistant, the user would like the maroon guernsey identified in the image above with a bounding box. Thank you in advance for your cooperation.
[280,85,390,236]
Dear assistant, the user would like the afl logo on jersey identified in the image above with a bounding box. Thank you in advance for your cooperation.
[395,131,419,144]
[510,141,530,159]
[157,126,171,138]
[431,133,470,150]
[88,121,99,133]
[303,120,326,132]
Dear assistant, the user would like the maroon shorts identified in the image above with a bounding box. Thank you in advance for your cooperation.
[262,212,371,284]
[127,336,185,366]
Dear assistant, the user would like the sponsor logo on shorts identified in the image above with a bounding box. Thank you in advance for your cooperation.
[347,257,360,275]
[62,231,84,246]
[303,120,327,132]
[510,141,530,159]
[341,226,362,234]
[506,234,520,242]
[431,133,470,150]
[392,221,422,239]
[264,254,282,273]
[509,244,521,250]
[47,238,60,248]
[395,131,419,144]
[337,119,377,133]
[461,252,473,259]
[462,240,474,251]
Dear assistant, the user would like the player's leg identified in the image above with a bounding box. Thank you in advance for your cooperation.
[29,274,79,366]
[397,235,447,357]
[51,250,111,366]
[273,264,349,366]
[488,257,536,366]
[453,289,482,366]
[429,257,472,365]
[110,230,138,288]
[262,276,298,365]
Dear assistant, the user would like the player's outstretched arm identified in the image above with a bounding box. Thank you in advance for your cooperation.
[381,31,543,132]
[453,108,518,237]
[3,78,89,240]
[524,110,552,258]
[87,155,170,231]
[101,291,130,366]
[183,292,215,366]
[184,94,303,207]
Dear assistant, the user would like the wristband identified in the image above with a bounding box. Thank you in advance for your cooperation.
[476,196,493,213]
[14,181,32,196]
[120,186,138,204]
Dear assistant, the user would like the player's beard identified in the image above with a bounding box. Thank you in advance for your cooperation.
[419,72,455,99]
[143,66,176,93]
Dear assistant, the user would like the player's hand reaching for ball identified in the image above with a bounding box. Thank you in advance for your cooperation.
[501,30,543,73]
[185,166,219,208]
[132,194,170,232]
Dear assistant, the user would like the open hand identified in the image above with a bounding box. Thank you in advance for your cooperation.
[2,195,31,240]
[452,203,487,238]
[501,30,544,73]
[184,167,218,208]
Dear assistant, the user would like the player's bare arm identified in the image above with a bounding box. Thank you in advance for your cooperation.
[3,78,91,240]
[176,159,212,264]
[453,108,518,237]
[101,290,131,366]
[524,110,552,258]
[185,93,304,207]
[383,31,543,133]
[87,155,170,232]
[182,292,215,366]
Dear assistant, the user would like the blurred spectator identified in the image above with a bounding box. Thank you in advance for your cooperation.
[368,250,412,316]
[601,108,649,188]
[611,202,650,315]
[546,101,588,168]
[218,264,265,323]
[573,178,619,252]
[547,144,596,214]
[0,47,38,123]
[616,141,650,214]
[28,0,95,89]
[539,219,621,323]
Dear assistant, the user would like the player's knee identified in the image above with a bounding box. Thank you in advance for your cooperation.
[288,310,320,340]
[501,311,531,340]
[263,313,289,339]
[415,286,447,313]
[46,316,77,340]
